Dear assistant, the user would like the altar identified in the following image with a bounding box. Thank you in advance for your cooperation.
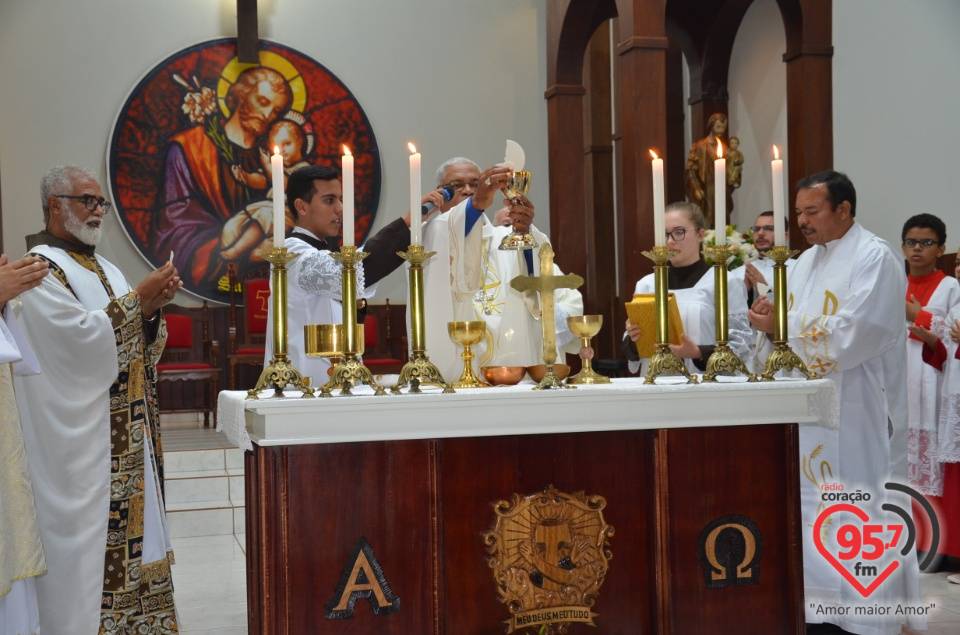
[218,377,837,635]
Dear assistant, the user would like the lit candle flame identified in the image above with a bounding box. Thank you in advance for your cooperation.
[274,145,280,155]
[342,145,352,156]
[649,149,659,160]
[716,139,723,159]
[773,145,780,160]
[408,142,417,154]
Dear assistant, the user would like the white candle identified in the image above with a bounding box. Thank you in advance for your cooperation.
[342,145,354,247]
[714,139,726,246]
[771,145,785,247]
[650,150,665,247]
[408,143,421,246]
[272,146,285,249]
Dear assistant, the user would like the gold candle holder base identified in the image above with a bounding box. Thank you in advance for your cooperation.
[701,245,757,383]
[533,363,574,390]
[321,354,387,397]
[760,343,819,382]
[566,315,610,385]
[759,245,817,381]
[703,342,757,383]
[393,352,455,394]
[248,357,315,400]
[392,245,455,394]
[248,247,315,400]
[642,246,698,384]
[645,343,698,385]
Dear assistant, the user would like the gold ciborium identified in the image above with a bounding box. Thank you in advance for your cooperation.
[566,315,611,385]
[447,321,490,388]
[304,323,365,391]
[498,171,538,251]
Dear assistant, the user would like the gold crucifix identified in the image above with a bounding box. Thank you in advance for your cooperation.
[509,243,583,390]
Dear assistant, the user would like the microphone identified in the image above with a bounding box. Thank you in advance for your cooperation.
[421,186,454,215]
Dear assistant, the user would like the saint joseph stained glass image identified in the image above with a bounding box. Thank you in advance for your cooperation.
[108,38,380,303]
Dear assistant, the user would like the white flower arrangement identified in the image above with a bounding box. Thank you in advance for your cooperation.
[702,225,760,270]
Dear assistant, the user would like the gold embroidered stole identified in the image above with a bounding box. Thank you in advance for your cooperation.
[60,253,177,632]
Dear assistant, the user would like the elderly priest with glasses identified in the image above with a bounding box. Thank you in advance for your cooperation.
[14,165,182,634]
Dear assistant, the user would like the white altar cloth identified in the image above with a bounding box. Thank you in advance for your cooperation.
[217,376,838,451]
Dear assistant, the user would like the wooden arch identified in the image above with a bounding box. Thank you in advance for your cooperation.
[545,0,832,358]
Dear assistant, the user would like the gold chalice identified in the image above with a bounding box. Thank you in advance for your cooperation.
[447,321,490,388]
[304,324,364,391]
[565,315,611,385]
[498,170,538,250]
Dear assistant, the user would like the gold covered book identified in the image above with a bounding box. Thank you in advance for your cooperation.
[624,293,685,358]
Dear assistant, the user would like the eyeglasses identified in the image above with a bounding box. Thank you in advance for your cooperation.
[665,228,689,242]
[752,225,775,234]
[902,238,939,249]
[56,194,112,213]
[441,180,480,192]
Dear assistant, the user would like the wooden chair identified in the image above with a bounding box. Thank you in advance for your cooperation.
[363,300,407,375]
[157,303,220,427]
[227,263,271,389]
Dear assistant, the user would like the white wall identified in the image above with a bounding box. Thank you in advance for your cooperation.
[729,0,960,251]
[727,0,788,232]
[833,0,960,251]
[0,0,548,304]
[3,0,959,309]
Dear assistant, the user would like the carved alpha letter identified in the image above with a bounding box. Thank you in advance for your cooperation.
[325,536,401,619]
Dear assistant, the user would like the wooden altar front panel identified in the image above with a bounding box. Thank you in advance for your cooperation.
[246,423,803,634]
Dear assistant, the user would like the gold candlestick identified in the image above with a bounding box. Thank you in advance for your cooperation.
[761,245,818,381]
[392,245,454,394]
[322,246,387,397]
[248,247,316,400]
[701,245,757,383]
[565,315,610,385]
[642,246,698,384]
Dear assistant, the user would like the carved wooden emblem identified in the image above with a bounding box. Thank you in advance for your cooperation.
[483,485,613,634]
[696,515,763,588]
[324,536,400,619]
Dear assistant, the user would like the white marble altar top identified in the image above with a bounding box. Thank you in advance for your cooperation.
[217,376,838,451]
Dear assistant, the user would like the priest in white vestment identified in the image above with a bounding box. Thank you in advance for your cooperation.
[0,254,49,635]
[419,158,582,382]
[14,166,182,635]
[749,171,924,635]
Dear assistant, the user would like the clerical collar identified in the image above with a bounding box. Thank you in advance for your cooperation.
[290,227,331,251]
[667,257,710,288]
[26,229,96,256]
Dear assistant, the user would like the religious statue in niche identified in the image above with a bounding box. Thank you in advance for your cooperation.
[726,136,744,189]
[107,38,381,304]
[684,113,741,229]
